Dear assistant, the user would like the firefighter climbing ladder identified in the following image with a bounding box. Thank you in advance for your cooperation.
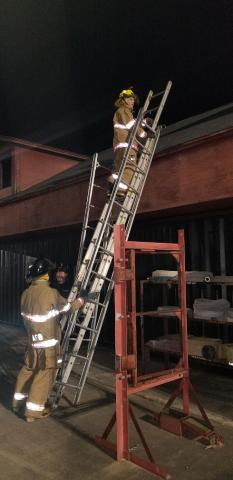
[53,81,172,406]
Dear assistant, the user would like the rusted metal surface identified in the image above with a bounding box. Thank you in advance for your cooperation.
[97,225,222,479]
[115,354,136,372]
[114,225,129,460]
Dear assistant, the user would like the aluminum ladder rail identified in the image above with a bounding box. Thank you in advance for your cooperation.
[69,152,100,302]
[54,81,172,406]
[54,82,172,405]
[60,152,99,331]
[75,152,99,276]
[57,88,155,353]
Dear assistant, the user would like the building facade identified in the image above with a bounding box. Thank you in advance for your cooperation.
[0,104,233,347]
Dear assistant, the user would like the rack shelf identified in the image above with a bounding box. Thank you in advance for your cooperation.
[140,275,233,368]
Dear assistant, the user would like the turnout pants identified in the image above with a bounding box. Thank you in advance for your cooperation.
[13,346,57,418]
[114,148,137,187]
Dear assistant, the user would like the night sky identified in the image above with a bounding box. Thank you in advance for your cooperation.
[0,0,232,154]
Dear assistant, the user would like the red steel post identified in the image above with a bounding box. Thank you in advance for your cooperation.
[96,225,222,479]
[114,224,129,460]
[178,229,190,414]
[129,248,137,385]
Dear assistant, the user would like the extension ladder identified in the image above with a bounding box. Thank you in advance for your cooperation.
[53,81,172,406]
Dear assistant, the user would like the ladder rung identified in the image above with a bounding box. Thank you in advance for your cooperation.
[114,201,133,214]
[113,180,138,195]
[98,246,114,257]
[56,381,81,390]
[93,183,108,191]
[99,218,114,227]
[84,225,95,231]
[135,141,152,154]
[75,323,98,333]
[106,222,114,229]
[91,270,112,282]
[71,353,88,361]
[87,298,105,307]
[132,165,146,175]
[97,164,112,174]
[145,106,159,115]
[152,89,165,98]
[93,256,101,262]
[144,123,157,134]
[136,139,147,148]
[140,150,151,156]
[126,187,138,195]
[90,204,102,210]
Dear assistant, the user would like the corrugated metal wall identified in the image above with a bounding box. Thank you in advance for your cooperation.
[0,228,82,327]
[0,250,35,325]
[0,228,82,264]
[102,213,233,344]
[1,214,233,344]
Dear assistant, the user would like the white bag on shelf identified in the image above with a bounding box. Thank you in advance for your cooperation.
[193,298,230,320]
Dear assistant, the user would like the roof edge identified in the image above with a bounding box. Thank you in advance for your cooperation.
[0,135,88,161]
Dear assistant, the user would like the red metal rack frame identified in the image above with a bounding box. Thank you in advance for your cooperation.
[96,225,223,479]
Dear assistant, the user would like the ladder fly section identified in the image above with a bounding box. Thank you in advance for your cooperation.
[60,152,99,331]
[75,152,99,277]
[54,81,172,406]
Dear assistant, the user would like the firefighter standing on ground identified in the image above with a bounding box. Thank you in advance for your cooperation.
[50,262,73,299]
[111,88,147,194]
[13,258,85,422]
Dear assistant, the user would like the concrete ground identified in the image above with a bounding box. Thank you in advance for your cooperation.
[1,323,233,480]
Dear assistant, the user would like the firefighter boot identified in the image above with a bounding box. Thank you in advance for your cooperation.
[25,406,52,423]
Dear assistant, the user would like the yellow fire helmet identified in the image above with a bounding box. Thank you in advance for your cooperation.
[115,87,139,108]
[119,88,135,98]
